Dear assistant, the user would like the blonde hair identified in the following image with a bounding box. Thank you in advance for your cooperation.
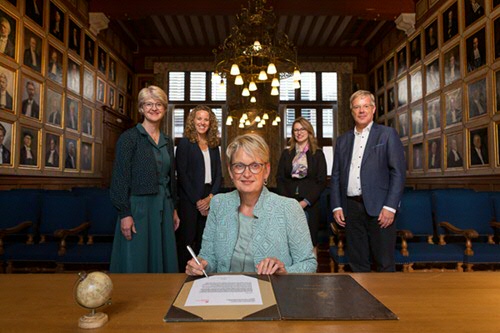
[288,117,319,154]
[184,105,220,148]
[350,90,375,109]
[226,133,269,165]
[137,85,168,113]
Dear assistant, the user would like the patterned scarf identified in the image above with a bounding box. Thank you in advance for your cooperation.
[291,144,308,179]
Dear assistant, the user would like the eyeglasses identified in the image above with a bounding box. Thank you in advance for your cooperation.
[143,102,164,110]
[293,128,307,133]
[351,104,374,111]
[230,162,265,174]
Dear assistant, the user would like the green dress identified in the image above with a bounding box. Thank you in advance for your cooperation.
[110,131,178,273]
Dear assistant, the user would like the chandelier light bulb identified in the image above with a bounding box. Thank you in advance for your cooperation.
[271,77,280,87]
[234,75,244,85]
[261,119,266,125]
[212,72,220,83]
[245,119,251,126]
[276,115,281,122]
[242,113,248,120]
[249,81,258,91]
[230,64,241,76]
[293,68,301,81]
[239,117,246,123]
[267,62,277,75]
[257,122,264,128]
[253,40,262,51]
[258,70,268,81]
[242,87,250,96]
[293,80,301,89]
[226,116,233,126]
[271,87,279,96]
[255,115,261,123]
[263,112,269,120]
[250,96,257,103]
[239,122,244,128]
[272,120,278,126]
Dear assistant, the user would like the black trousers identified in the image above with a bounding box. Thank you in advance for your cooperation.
[176,184,212,271]
[345,196,396,272]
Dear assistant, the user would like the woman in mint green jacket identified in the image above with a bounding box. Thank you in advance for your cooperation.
[186,133,317,275]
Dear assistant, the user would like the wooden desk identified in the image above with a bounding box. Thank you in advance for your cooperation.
[1,272,500,332]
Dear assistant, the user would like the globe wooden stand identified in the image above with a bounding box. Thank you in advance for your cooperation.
[78,310,108,329]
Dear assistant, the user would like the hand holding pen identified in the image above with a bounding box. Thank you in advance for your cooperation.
[186,245,209,277]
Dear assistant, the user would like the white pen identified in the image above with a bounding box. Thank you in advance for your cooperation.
[186,245,208,278]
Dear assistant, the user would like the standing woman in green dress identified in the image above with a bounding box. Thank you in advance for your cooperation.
[110,85,180,273]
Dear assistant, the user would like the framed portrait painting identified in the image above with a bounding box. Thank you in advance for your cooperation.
[44,132,61,168]
[46,88,62,127]
[410,70,422,102]
[20,76,42,121]
[23,27,42,73]
[109,86,115,108]
[412,142,424,170]
[426,97,441,132]
[387,87,395,112]
[0,120,13,166]
[82,105,92,136]
[118,93,125,114]
[397,47,407,77]
[377,93,385,119]
[445,88,462,126]
[386,56,395,82]
[83,68,95,101]
[397,77,408,106]
[398,112,409,138]
[0,65,16,112]
[19,126,39,167]
[497,122,500,166]
[425,20,438,56]
[427,138,441,170]
[97,47,107,75]
[25,0,44,27]
[376,66,384,89]
[67,58,81,94]
[68,19,81,54]
[410,35,421,66]
[466,28,486,73]
[469,127,489,167]
[464,0,484,28]
[96,77,105,103]
[64,138,78,170]
[47,44,63,84]
[109,58,116,82]
[84,34,95,66]
[496,17,500,60]
[65,96,79,131]
[496,70,500,112]
[444,45,461,86]
[425,58,440,95]
[80,142,92,171]
[411,106,423,137]
[467,78,487,119]
[49,2,65,42]
[445,132,464,169]
[443,2,459,44]
[0,9,17,59]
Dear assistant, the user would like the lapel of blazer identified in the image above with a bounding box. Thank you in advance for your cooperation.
[361,123,380,166]
[344,131,355,172]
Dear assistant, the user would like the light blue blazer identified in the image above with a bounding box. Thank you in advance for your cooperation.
[199,187,317,273]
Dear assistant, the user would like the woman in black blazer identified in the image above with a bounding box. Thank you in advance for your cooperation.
[276,117,327,248]
[176,105,222,270]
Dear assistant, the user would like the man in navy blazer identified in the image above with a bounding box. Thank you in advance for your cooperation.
[330,90,406,272]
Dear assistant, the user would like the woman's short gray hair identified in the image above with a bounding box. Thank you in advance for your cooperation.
[226,133,270,164]
[137,86,168,112]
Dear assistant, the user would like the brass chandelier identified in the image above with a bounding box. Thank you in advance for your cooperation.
[212,0,301,127]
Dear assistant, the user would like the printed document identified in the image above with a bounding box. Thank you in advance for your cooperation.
[185,275,263,306]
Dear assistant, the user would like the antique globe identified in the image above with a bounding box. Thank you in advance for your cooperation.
[74,271,113,329]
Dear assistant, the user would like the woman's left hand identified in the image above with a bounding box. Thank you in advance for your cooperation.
[173,209,180,231]
[256,257,287,275]
[299,200,308,209]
